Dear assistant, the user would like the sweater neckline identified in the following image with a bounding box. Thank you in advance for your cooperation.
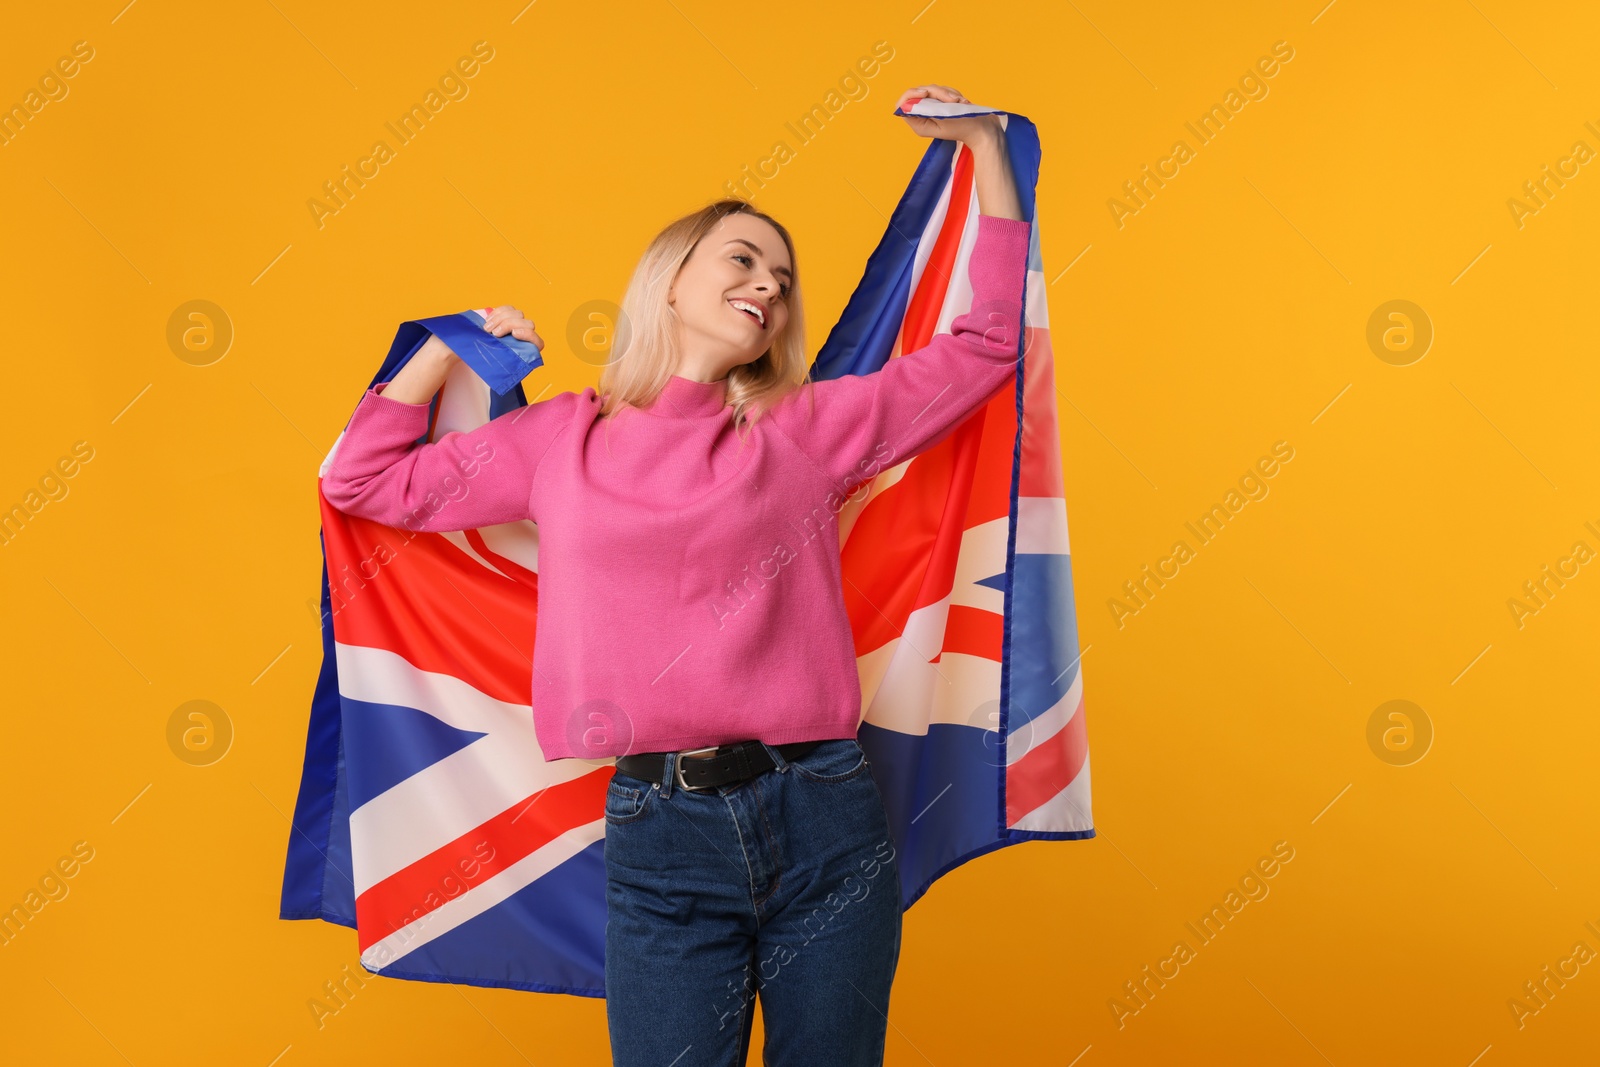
[643,374,730,419]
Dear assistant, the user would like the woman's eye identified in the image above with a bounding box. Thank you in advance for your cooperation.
[735,253,790,298]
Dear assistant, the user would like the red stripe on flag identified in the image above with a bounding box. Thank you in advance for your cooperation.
[1017,327,1065,500]
[970,378,1020,522]
[842,375,1017,656]
[899,144,976,352]
[317,492,538,706]
[939,603,1004,664]
[840,156,1020,657]
[354,769,611,951]
[841,412,983,654]
[1005,692,1089,827]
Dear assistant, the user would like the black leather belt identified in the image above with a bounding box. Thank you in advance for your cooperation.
[614,739,823,793]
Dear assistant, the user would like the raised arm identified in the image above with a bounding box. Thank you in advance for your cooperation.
[770,100,1030,486]
[321,368,578,534]
[772,210,1032,487]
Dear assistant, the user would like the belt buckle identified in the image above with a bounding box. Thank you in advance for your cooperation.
[673,745,724,793]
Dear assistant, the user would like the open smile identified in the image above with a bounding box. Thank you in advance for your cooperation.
[728,299,766,330]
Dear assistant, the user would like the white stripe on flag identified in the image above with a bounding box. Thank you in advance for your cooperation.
[361,818,606,972]
[1015,495,1070,556]
[1010,754,1094,834]
[950,515,1009,614]
[1007,665,1084,768]
[859,593,1006,736]
[1025,264,1050,330]
[336,643,602,893]
[438,530,514,579]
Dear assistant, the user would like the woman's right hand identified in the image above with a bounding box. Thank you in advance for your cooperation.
[381,305,543,404]
[482,304,544,348]
[894,84,1001,147]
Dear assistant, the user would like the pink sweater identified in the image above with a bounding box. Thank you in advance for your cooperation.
[322,213,1033,760]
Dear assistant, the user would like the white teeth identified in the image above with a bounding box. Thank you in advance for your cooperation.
[729,299,764,326]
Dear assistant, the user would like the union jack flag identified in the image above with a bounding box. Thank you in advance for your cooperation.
[280,100,1093,995]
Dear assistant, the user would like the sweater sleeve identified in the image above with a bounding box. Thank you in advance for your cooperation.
[320,379,578,533]
[772,213,1032,486]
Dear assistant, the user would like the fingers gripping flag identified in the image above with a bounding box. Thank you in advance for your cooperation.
[280,101,1093,996]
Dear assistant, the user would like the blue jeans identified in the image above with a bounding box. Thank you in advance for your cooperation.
[603,738,903,1066]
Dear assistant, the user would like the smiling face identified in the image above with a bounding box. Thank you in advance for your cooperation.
[666,212,793,380]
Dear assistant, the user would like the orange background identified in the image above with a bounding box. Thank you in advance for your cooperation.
[2,1,1597,1064]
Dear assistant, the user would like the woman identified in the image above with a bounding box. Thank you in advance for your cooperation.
[321,83,1030,1066]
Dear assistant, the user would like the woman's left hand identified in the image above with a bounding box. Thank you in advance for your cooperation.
[481,305,544,349]
[894,84,1002,146]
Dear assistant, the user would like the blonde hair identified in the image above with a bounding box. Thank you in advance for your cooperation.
[597,198,811,443]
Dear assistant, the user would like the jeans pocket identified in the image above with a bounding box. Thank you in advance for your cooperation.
[789,738,869,784]
[604,776,655,825]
